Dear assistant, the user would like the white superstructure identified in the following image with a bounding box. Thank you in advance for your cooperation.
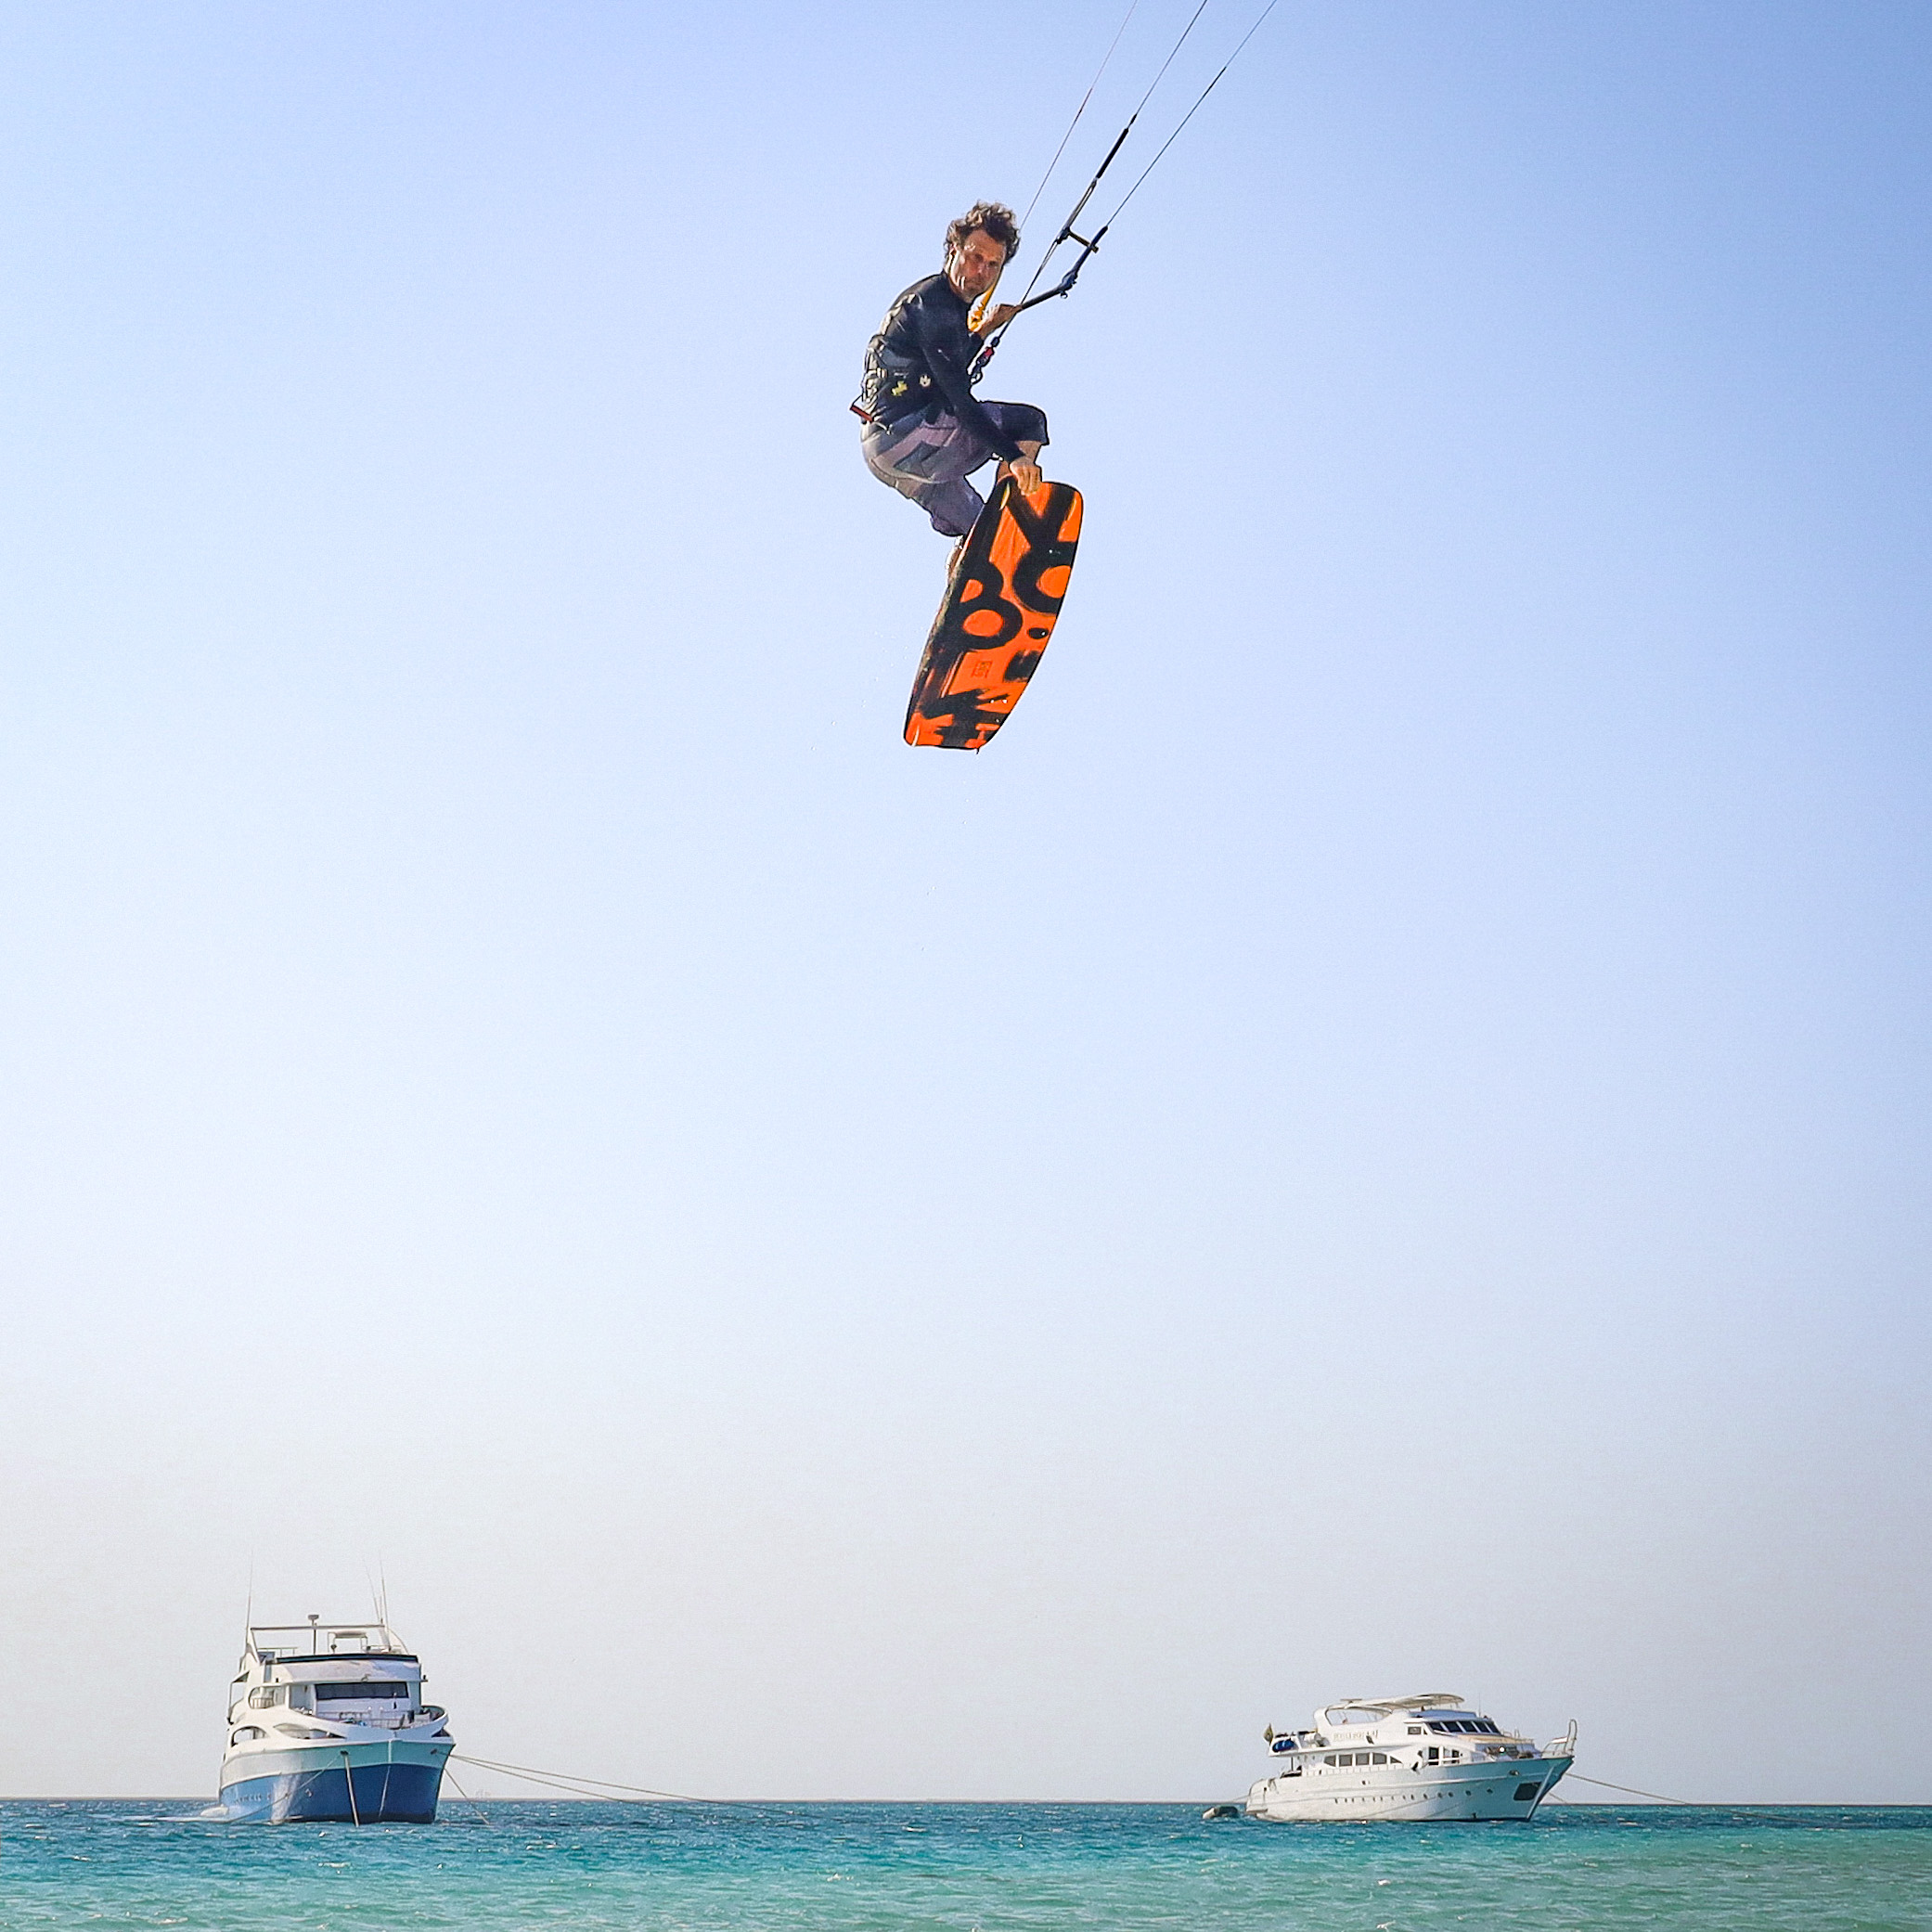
[1244,1693,1574,1822]
[219,1616,454,1823]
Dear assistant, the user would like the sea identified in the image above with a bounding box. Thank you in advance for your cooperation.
[5,1799,1928,1931]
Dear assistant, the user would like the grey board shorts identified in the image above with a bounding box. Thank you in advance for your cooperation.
[861,401,1050,538]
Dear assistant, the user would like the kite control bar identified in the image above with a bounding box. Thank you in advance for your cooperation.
[1011,224,1109,318]
[967,0,1280,384]
[971,224,1107,380]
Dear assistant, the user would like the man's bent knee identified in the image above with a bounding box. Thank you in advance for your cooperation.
[923,480,983,537]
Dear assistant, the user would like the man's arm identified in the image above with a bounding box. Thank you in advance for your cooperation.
[913,296,1024,462]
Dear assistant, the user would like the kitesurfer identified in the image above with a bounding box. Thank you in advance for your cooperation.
[856,202,1049,548]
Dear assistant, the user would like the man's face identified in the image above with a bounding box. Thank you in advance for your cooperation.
[947,228,1008,302]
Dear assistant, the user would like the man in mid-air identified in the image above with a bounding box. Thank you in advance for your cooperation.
[856,201,1048,557]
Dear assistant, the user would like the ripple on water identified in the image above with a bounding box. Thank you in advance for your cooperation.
[3,1800,1927,1931]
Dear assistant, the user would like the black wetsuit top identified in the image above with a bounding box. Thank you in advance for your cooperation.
[857,273,1024,462]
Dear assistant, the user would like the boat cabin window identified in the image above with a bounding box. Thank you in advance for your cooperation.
[1427,1719,1493,1733]
[315,1681,410,1701]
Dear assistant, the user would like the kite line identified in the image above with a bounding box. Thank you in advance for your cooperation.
[973,0,1283,379]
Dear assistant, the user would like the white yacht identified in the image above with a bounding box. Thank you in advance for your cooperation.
[1244,1693,1574,1822]
[219,1616,454,1823]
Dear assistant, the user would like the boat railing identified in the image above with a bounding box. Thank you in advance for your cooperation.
[316,1706,447,1732]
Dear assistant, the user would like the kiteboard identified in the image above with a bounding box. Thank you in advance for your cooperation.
[904,474,1083,750]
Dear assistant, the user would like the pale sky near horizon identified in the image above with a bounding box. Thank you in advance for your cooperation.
[2,1,1927,1804]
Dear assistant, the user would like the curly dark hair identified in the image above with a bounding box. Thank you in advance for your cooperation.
[945,200,1020,264]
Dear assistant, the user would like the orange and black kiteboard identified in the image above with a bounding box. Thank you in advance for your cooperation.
[905,475,1083,750]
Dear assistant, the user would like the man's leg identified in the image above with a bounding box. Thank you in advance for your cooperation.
[862,402,1050,540]
[862,416,990,537]
[981,405,1050,486]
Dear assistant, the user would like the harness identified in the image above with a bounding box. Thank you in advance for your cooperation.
[849,357,934,429]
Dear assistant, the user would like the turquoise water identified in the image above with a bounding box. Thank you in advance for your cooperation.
[6,1800,1927,1930]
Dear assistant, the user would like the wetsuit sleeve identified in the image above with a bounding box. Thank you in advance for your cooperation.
[911,294,1025,462]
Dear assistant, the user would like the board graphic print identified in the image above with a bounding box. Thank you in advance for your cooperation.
[905,475,1082,750]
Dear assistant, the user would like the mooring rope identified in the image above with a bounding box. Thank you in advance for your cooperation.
[1559,1771,1701,1805]
[450,1752,705,1803]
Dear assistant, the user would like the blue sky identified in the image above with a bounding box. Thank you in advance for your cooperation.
[2,1,1927,1801]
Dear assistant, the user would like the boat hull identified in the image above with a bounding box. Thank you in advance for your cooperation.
[1245,1755,1572,1823]
[219,1740,451,1823]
